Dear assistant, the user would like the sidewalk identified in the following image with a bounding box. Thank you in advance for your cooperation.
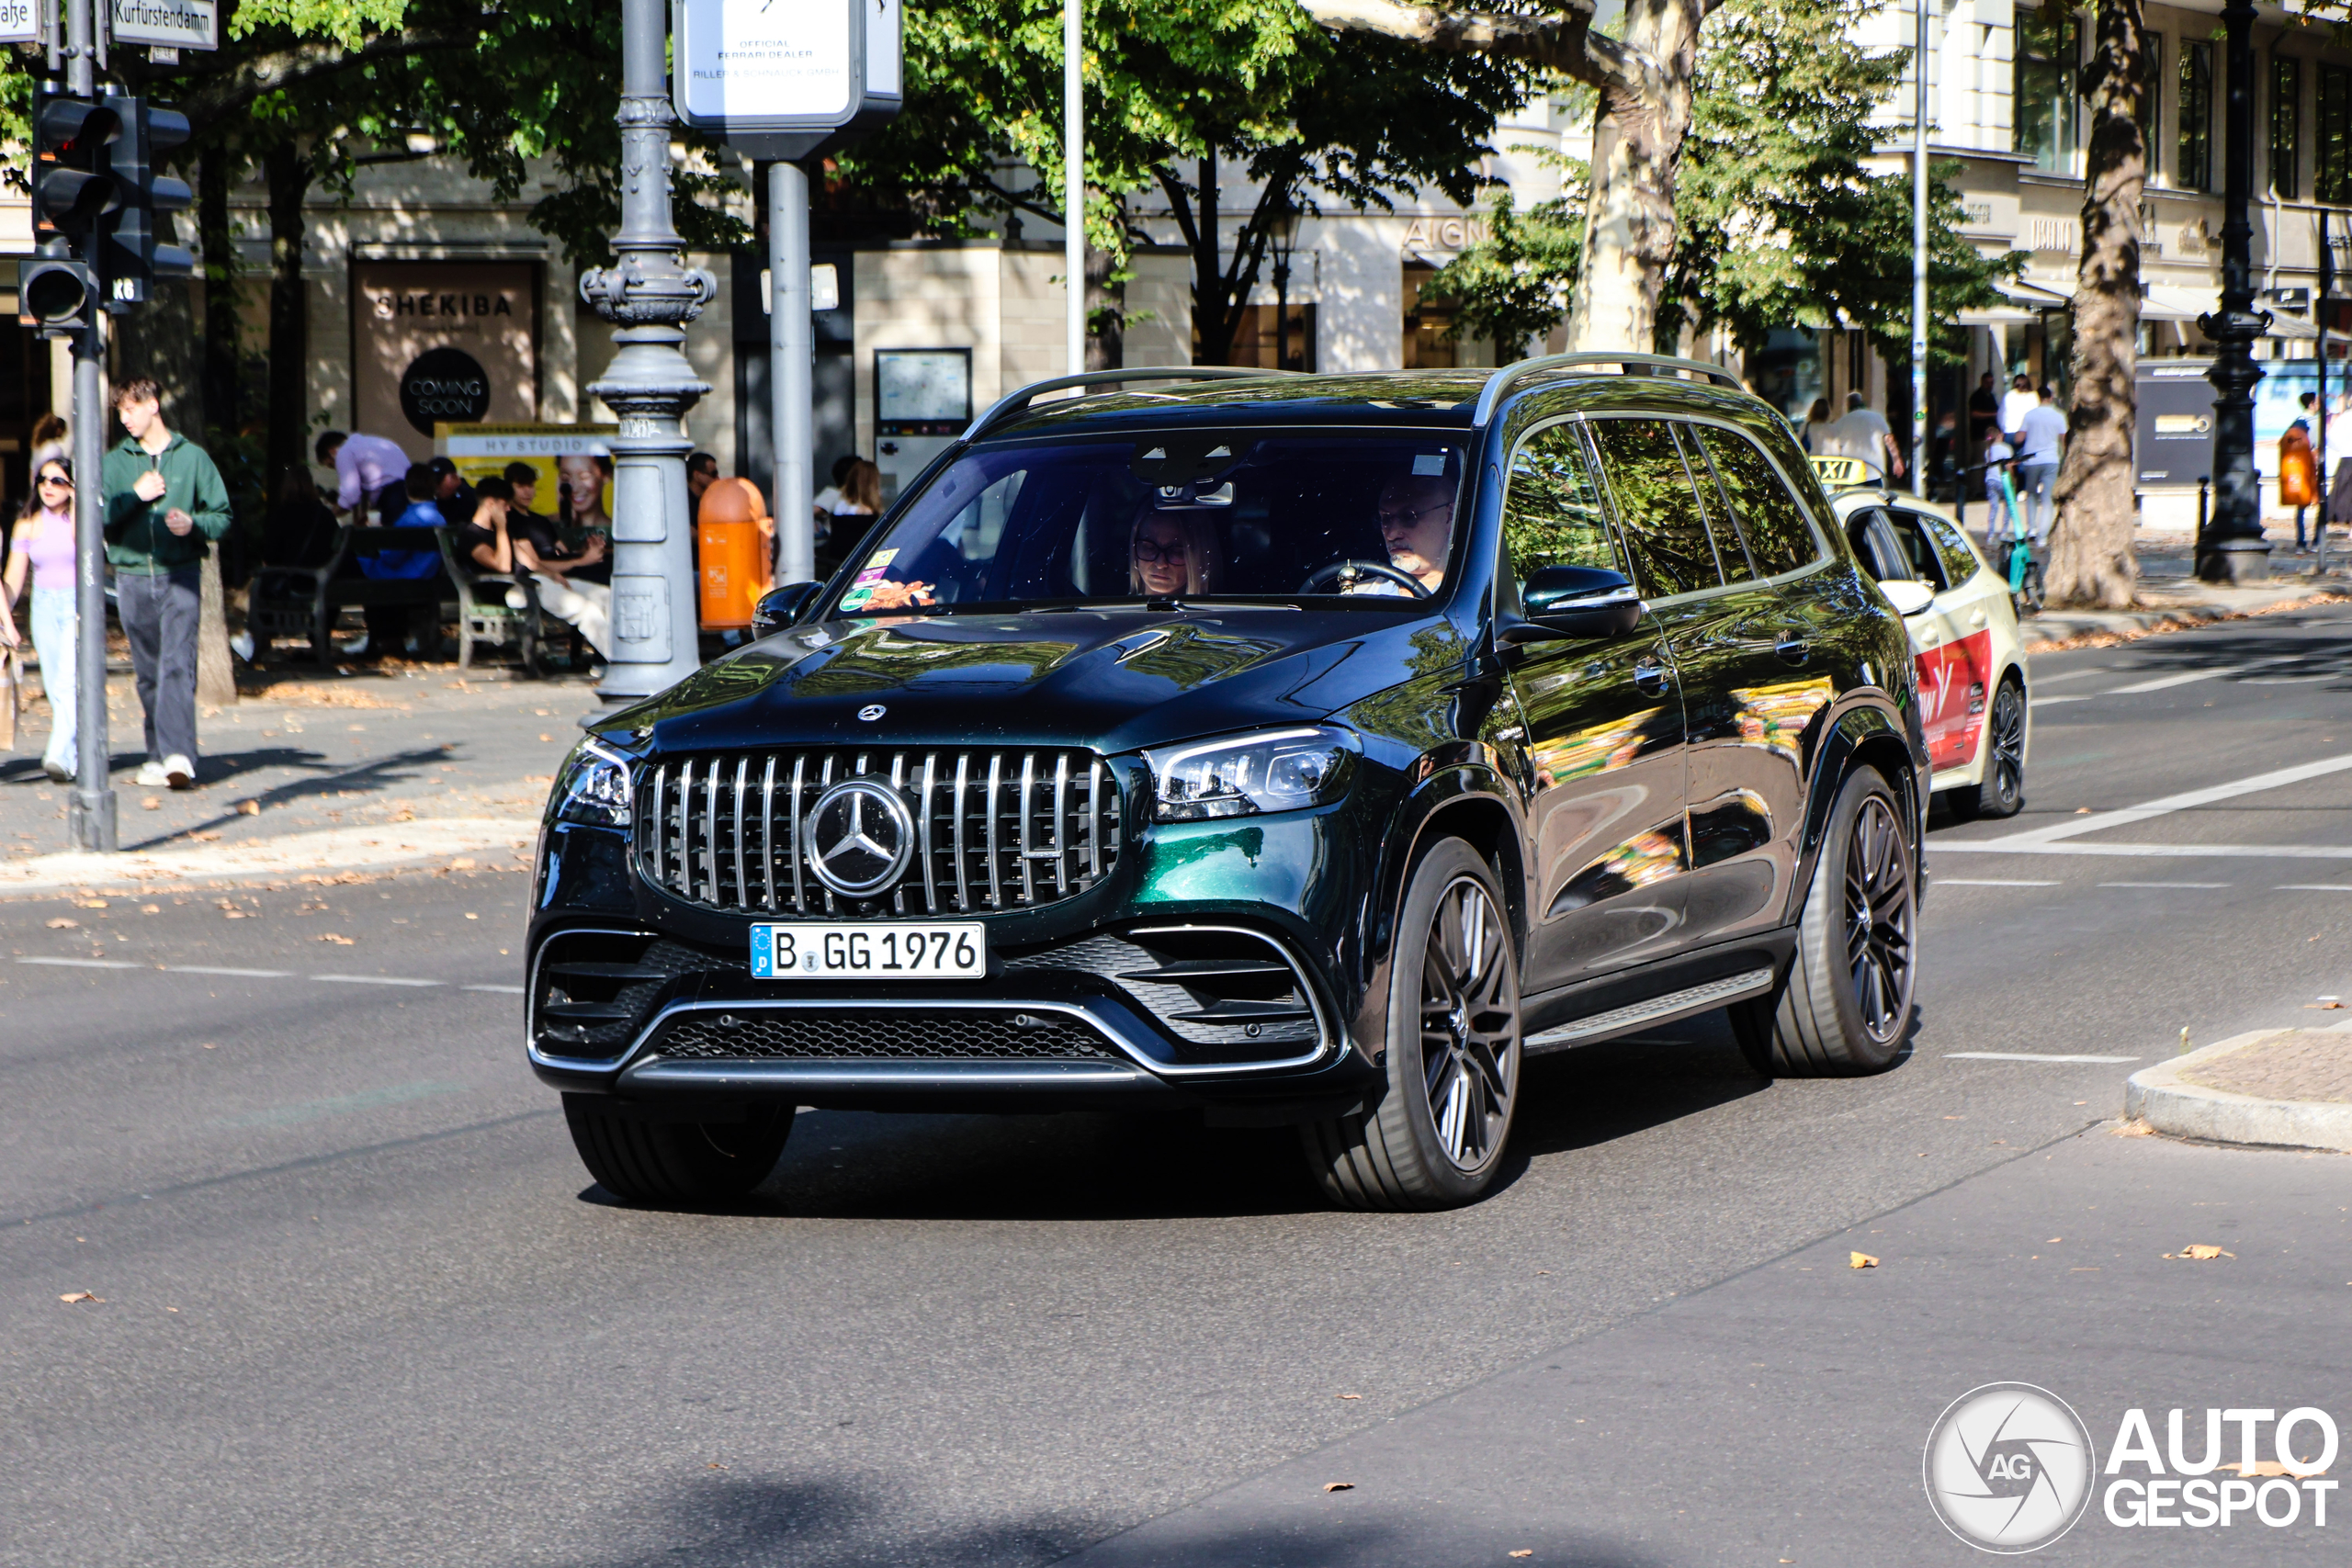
[1984,526,2352,652]
[1,660,594,897]
[2124,1027,2352,1154]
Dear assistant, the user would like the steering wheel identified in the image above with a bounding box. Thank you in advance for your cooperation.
[1297,559,1432,599]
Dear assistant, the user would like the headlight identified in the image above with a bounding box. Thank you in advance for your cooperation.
[1145,726,1358,822]
[553,739,633,828]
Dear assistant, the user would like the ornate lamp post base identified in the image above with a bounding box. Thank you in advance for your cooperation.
[2199,0,2271,585]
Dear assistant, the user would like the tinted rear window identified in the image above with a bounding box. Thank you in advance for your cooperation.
[1695,426,1822,578]
[1589,419,1724,598]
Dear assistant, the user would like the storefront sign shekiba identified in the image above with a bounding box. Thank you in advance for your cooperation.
[353,263,537,457]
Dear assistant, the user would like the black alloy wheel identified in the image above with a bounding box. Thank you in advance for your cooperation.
[1730,768,1917,1077]
[1303,840,1521,1209]
[1975,677,2027,818]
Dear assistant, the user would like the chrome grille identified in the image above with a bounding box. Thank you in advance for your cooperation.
[634,749,1120,915]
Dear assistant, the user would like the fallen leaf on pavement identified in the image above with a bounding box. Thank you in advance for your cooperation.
[141,796,161,810]
[2220,1461,2297,1477]
[188,830,220,841]
[1322,1482,1354,1493]
[1510,1553,1534,1560]
[2114,1118,2155,1137]
[59,1292,102,1304]
[450,857,477,870]
[315,933,356,945]
[236,800,260,816]
[2307,1001,2346,1010]
[45,918,77,929]
[1336,1393,1362,1400]
[1849,1252,1879,1269]
[79,898,107,908]
[2165,1245,2233,1260]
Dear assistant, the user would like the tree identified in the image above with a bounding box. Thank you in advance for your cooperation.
[1419,186,1585,360]
[1299,0,1720,351]
[829,0,1529,366]
[2047,0,2147,610]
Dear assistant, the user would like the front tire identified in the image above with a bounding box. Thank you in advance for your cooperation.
[1731,768,1917,1077]
[1302,840,1521,1210]
[564,1095,794,1203]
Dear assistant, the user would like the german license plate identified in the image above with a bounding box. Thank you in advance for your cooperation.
[749,922,986,980]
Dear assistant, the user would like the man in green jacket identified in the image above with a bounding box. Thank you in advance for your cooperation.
[102,378,232,790]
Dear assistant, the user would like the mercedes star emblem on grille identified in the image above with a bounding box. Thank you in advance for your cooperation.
[857,704,887,721]
[805,778,917,897]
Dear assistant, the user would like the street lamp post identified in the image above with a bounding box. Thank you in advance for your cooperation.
[1270,197,1299,371]
[2198,0,2272,582]
[579,0,717,704]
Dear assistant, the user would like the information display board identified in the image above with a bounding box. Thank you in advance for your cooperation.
[673,0,901,156]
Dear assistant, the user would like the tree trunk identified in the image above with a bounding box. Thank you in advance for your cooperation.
[2048,0,2146,610]
[1299,0,1710,354]
[199,148,243,440]
[1085,193,1123,372]
[1570,2,1703,354]
[264,140,311,499]
[1190,155,1237,365]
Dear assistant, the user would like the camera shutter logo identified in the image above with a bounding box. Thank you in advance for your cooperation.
[805,779,915,897]
[1924,1382,2098,1553]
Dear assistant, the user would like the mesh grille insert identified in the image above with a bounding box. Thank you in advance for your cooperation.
[651,1008,1123,1062]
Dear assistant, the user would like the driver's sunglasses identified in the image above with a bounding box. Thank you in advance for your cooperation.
[1133,539,1187,565]
[1378,501,1453,530]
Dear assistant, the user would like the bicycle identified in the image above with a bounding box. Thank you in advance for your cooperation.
[1987,459,2044,617]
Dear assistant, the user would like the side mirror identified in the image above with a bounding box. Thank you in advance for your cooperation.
[1878,578,1936,617]
[752,581,824,638]
[1503,565,1645,644]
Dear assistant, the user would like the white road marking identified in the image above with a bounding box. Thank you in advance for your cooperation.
[2029,694,2092,708]
[1932,878,2061,886]
[2098,881,2230,889]
[164,965,293,978]
[1978,752,2352,849]
[1938,841,2352,859]
[2022,667,2110,687]
[2278,884,2352,891]
[1944,1052,2142,1063]
[463,984,526,994]
[14,956,141,969]
[311,974,446,987]
[2102,667,2251,694]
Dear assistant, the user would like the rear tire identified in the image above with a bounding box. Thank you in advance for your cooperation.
[1729,768,1917,1077]
[563,1095,794,1203]
[1302,840,1521,1211]
[1961,675,2027,820]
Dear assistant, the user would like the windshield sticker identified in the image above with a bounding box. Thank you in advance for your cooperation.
[839,585,877,612]
[1413,453,1446,475]
[862,548,899,571]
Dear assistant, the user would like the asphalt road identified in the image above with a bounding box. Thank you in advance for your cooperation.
[5,603,2350,1567]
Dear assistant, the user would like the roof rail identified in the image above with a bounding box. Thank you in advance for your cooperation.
[1472,352,1744,427]
[962,367,1298,445]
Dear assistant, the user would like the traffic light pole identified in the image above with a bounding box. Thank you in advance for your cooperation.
[63,0,118,851]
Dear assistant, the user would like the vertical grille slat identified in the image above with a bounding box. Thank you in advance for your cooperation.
[636,747,1118,917]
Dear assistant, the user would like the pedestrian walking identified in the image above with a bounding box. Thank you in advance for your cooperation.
[1998,372,2039,442]
[1983,433,2020,545]
[1800,399,1835,457]
[2283,393,2320,550]
[1825,391,1905,482]
[102,378,232,791]
[2015,384,2067,546]
[316,431,413,525]
[1,456,79,782]
[1966,371,1999,463]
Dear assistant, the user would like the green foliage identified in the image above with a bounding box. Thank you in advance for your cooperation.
[1420,185,1586,362]
[1660,0,2018,366]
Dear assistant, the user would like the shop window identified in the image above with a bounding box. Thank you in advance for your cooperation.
[2272,55,2302,201]
[1402,265,1456,370]
[2180,39,2214,192]
[1223,304,1316,372]
[2015,6,2081,175]
[2322,66,2352,204]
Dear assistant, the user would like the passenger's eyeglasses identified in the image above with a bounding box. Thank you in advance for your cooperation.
[1133,540,1186,565]
[1377,501,1452,530]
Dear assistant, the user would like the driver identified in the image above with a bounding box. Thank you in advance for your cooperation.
[1361,472,1455,594]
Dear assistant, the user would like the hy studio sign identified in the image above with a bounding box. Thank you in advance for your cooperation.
[673,0,902,160]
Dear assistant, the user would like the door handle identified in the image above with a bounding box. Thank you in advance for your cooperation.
[1773,637,1810,667]
[1633,660,1672,695]
[1968,609,1987,627]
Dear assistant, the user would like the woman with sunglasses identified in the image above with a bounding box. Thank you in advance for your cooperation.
[2,458,80,781]
[1128,509,1223,598]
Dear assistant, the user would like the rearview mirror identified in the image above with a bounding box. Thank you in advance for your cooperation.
[1878,578,1936,616]
[752,581,824,638]
[1503,565,1645,644]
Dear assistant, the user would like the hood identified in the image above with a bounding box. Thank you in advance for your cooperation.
[607,607,1455,756]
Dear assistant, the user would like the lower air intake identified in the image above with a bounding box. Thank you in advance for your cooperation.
[650,1008,1123,1062]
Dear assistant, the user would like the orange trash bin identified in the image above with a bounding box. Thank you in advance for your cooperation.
[697,478,775,630]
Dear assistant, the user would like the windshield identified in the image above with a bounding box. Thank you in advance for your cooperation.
[830,433,1470,614]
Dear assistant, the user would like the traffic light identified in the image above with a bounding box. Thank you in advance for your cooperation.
[102,97,196,310]
[29,87,123,243]
[20,240,101,333]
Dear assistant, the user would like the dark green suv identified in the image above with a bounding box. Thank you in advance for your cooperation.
[529,355,1928,1210]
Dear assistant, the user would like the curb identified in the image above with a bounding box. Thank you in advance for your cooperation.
[0,818,536,899]
[2021,582,2352,653]
[2123,1030,2352,1154]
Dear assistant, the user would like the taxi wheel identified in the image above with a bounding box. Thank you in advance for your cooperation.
[564,1095,793,1203]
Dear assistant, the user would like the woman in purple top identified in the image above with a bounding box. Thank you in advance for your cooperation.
[1,457,81,780]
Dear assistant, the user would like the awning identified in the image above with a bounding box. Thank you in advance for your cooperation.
[2138,285,2211,322]
[1956,277,2073,325]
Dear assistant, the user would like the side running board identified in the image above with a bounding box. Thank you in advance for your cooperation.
[1522,966,1778,1054]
